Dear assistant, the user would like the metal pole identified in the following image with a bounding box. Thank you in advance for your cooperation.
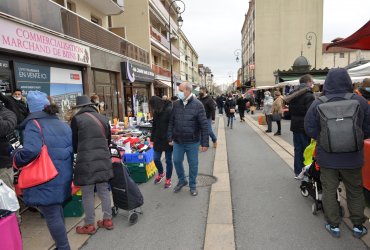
[169,4,174,97]
[306,32,317,69]
[314,33,317,69]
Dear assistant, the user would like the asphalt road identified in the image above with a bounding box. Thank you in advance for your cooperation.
[81,121,218,250]
[226,116,367,250]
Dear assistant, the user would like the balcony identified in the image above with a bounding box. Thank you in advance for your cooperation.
[0,0,149,65]
[83,0,124,15]
[150,26,170,50]
[152,64,171,78]
[149,0,178,31]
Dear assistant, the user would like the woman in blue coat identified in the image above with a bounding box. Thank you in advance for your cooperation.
[13,91,73,250]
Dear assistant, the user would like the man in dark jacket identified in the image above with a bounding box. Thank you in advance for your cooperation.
[305,68,370,238]
[0,89,29,125]
[168,82,209,196]
[199,87,217,148]
[216,95,225,115]
[237,94,247,121]
[0,101,17,193]
[285,74,315,177]
[71,95,114,234]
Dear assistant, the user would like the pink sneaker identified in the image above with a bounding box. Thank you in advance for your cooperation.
[164,179,172,188]
[154,173,165,184]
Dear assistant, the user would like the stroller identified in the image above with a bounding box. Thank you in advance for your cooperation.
[109,145,144,225]
[300,159,344,216]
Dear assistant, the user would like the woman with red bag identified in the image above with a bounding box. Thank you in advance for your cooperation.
[12,91,73,250]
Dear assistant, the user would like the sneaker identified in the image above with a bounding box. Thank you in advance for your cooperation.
[97,219,114,230]
[164,178,172,188]
[325,224,340,238]
[76,224,97,235]
[353,225,368,238]
[174,180,188,193]
[154,173,165,184]
[274,132,281,136]
[213,141,218,148]
[190,188,198,196]
[265,130,272,133]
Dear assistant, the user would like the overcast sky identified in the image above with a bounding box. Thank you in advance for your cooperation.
[180,0,370,85]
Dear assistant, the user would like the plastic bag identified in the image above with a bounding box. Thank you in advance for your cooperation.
[0,180,20,212]
[303,139,317,166]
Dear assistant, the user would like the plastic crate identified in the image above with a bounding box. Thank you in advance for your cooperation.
[123,148,154,164]
[63,195,84,217]
[126,161,157,183]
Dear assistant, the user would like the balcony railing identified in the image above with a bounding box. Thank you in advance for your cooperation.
[152,64,171,78]
[149,0,178,31]
[83,0,123,15]
[0,0,149,65]
[150,26,170,50]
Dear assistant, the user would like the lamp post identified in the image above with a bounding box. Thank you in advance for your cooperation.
[234,49,241,63]
[306,32,317,69]
[168,0,185,97]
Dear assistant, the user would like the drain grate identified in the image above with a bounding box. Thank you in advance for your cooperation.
[196,174,217,187]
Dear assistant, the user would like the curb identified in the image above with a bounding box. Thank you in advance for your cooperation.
[204,118,236,250]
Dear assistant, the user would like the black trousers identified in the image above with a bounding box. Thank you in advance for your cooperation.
[239,109,245,120]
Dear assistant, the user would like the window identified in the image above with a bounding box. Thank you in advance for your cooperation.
[91,15,101,25]
[340,53,345,58]
[67,1,76,12]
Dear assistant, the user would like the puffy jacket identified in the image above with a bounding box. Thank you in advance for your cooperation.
[199,95,216,120]
[263,96,274,115]
[0,106,17,169]
[151,101,173,152]
[13,111,73,206]
[304,68,370,169]
[288,85,315,133]
[168,95,209,147]
[71,106,113,186]
[237,97,247,111]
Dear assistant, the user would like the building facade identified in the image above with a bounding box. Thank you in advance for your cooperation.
[0,0,151,120]
[179,29,199,86]
[322,44,370,69]
[241,0,323,86]
[198,64,214,93]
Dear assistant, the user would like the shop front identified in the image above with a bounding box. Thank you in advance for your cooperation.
[121,61,155,117]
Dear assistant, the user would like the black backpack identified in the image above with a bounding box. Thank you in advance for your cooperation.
[317,93,364,153]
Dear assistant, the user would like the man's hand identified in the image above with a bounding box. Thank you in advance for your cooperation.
[200,146,208,152]
[169,141,174,146]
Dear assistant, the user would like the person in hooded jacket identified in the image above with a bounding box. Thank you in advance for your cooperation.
[12,91,73,250]
[199,87,217,148]
[149,96,173,188]
[237,94,247,122]
[305,68,370,239]
[71,95,114,234]
[262,91,274,133]
[225,94,236,129]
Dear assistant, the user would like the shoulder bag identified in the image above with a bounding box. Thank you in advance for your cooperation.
[13,120,58,189]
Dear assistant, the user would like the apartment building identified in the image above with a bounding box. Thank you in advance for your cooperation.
[198,64,214,92]
[0,0,151,119]
[241,0,323,86]
[111,0,183,105]
[179,29,199,86]
[322,44,370,69]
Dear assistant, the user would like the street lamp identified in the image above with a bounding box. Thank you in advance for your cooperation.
[234,49,241,63]
[168,0,185,97]
[306,31,317,69]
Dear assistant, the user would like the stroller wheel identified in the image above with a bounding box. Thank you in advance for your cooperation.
[112,206,119,217]
[312,203,318,215]
[301,189,309,197]
[128,212,139,225]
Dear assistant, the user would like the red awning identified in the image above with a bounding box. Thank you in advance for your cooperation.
[326,21,370,50]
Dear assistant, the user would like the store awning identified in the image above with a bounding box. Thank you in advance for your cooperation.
[326,21,370,50]
[154,80,172,88]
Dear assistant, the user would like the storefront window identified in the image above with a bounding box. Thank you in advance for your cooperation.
[124,84,149,117]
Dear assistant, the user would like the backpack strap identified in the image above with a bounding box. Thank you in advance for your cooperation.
[344,93,355,100]
[84,112,106,138]
[318,96,329,103]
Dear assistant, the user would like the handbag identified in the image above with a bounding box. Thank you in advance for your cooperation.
[272,113,281,122]
[229,108,236,113]
[13,120,58,189]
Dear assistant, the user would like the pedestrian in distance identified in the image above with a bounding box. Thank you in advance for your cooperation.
[149,96,173,189]
[271,90,284,135]
[305,68,370,239]
[12,91,73,250]
[236,94,247,122]
[216,95,225,115]
[285,74,315,177]
[168,82,209,196]
[199,87,218,148]
[71,95,114,234]
[262,91,274,133]
[225,94,236,129]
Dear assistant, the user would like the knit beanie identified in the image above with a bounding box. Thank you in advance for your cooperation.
[27,91,50,113]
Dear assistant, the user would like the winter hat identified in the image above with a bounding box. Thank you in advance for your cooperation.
[27,91,50,113]
[264,91,271,96]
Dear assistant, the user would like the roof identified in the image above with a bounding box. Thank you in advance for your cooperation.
[326,21,370,50]
[293,56,309,67]
[322,43,356,53]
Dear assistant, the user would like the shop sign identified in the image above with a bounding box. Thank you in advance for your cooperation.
[121,61,155,83]
[0,18,90,65]
[14,62,51,95]
[0,60,9,70]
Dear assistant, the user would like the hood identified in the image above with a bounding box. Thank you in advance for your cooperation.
[323,68,353,95]
[76,106,98,116]
[19,111,58,129]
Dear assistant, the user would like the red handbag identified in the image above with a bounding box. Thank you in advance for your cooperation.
[13,120,58,189]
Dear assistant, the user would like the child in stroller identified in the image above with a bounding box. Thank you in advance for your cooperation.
[298,140,344,216]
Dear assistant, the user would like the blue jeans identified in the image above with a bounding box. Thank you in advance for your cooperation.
[39,205,70,250]
[154,149,173,179]
[227,116,234,127]
[208,119,217,143]
[173,142,200,189]
[293,132,310,176]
